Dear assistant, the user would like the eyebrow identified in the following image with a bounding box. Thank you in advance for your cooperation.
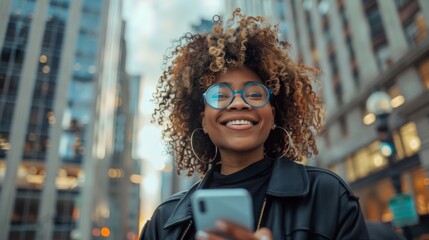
[217,80,261,86]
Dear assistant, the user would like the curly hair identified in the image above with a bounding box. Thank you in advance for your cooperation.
[152,9,324,176]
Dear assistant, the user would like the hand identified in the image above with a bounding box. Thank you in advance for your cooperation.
[195,220,272,240]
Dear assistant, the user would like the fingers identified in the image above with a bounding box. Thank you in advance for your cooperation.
[214,220,256,239]
[254,227,272,240]
[195,230,224,240]
[195,220,253,240]
[195,220,272,240]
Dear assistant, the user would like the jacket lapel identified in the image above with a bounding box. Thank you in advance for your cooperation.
[163,158,310,230]
[266,158,310,197]
[163,166,215,230]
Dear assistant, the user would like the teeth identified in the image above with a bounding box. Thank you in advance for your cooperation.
[226,120,253,126]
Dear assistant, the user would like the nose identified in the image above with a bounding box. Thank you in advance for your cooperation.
[226,94,252,110]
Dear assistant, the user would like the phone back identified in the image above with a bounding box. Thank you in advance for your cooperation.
[191,188,253,231]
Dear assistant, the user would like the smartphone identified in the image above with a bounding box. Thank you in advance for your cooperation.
[191,188,254,232]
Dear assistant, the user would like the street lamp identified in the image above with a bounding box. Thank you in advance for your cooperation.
[366,90,417,240]
[366,90,401,194]
[366,91,392,115]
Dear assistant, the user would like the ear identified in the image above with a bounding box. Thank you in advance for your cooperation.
[200,112,206,129]
[271,105,275,122]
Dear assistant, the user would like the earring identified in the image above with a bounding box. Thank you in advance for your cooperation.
[269,125,293,159]
[190,128,218,164]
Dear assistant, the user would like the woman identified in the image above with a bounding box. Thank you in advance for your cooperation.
[140,9,369,240]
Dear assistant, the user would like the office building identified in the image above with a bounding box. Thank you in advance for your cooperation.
[281,0,429,237]
[0,0,140,239]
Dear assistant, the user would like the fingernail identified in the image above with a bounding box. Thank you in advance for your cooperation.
[196,230,208,239]
[259,236,270,240]
[215,220,227,231]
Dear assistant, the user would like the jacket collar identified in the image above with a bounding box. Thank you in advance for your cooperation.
[163,158,309,230]
[266,157,309,197]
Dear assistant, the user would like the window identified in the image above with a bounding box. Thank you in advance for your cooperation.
[13,190,41,232]
[352,141,388,179]
[345,140,392,181]
[410,168,429,215]
[353,148,371,178]
[334,79,343,105]
[367,7,384,36]
[311,49,320,63]
[375,46,391,71]
[399,122,421,157]
[1,47,11,62]
[404,13,428,46]
[0,47,24,64]
[0,103,15,130]
[0,133,10,152]
[354,166,429,223]
[418,57,429,89]
[354,177,396,221]
[367,141,388,170]
[344,122,421,183]
[346,156,356,182]
[323,129,331,147]
[330,53,338,74]
[414,14,427,43]
[395,0,410,9]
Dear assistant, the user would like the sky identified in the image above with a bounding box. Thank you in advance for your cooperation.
[121,1,225,216]
[122,0,224,168]
[123,0,224,78]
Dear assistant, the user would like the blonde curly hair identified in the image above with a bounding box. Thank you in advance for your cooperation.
[152,9,324,176]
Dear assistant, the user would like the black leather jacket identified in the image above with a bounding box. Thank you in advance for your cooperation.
[140,158,369,240]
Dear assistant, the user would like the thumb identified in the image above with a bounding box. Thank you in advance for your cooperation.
[254,227,272,240]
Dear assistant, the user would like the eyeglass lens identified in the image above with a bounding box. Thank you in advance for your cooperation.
[205,83,270,109]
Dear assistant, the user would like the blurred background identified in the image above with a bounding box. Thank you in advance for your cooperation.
[0,0,428,239]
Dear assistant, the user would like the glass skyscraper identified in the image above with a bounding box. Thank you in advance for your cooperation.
[0,0,140,239]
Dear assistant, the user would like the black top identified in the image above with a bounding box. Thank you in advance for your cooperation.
[208,158,273,229]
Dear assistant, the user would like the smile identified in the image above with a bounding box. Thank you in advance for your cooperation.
[225,119,255,126]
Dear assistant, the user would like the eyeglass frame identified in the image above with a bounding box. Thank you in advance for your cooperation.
[202,82,273,110]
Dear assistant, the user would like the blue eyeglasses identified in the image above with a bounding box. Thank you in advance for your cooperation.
[203,82,272,110]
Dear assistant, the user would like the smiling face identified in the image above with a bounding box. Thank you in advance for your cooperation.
[201,67,275,159]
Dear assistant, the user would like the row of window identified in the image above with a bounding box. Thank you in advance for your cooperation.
[355,167,429,223]
[331,121,422,182]
[317,0,427,109]
[323,55,429,147]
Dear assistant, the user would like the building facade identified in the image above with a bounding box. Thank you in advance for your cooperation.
[223,0,429,237]
[0,0,140,239]
[281,0,429,238]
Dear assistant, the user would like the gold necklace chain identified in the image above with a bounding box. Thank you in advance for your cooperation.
[257,197,267,230]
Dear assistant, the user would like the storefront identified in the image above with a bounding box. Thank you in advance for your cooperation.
[342,122,429,239]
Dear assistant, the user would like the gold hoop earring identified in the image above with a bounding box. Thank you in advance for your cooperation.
[190,128,218,164]
[269,125,293,159]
